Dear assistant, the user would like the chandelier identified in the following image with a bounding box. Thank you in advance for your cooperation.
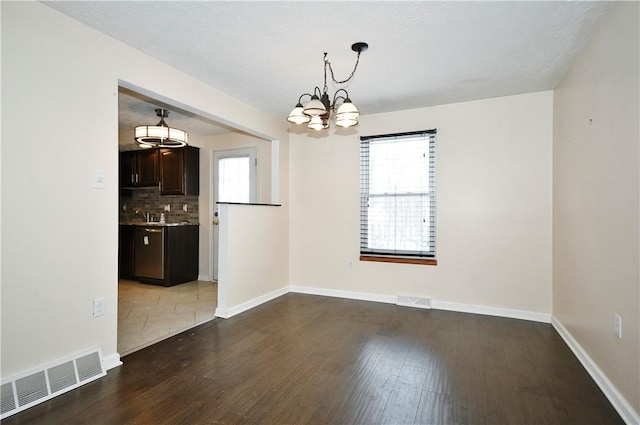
[135,108,188,148]
[287,42,368,131]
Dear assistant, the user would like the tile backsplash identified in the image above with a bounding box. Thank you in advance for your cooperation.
[119,189,199,223]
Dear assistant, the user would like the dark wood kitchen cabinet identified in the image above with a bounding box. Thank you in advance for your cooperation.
[163,225,199,286]
[118,224,135,279]
[136,224,199,287]
[119,149,159,188]
[159,146,199,195]
[120,224,199,286]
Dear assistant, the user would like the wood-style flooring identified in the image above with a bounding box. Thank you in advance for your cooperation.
[4,294,624,425]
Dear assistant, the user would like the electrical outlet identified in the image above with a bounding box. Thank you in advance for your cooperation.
[614,314,622,338]
[93,299,105,317]
[164,204,171,212]
[183,204,188,212]
[348,261,353,270]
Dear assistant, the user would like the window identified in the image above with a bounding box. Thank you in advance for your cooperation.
[360,130,436,265]
[215,148,257,203]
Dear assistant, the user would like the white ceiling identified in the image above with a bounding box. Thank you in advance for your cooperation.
[44,1,612,142]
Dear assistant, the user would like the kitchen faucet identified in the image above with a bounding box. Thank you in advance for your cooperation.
[135,209,152,222]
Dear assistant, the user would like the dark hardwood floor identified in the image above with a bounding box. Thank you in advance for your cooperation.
[5,294,624,425]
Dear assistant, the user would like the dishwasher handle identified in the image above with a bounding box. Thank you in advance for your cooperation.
[143,228,164,233]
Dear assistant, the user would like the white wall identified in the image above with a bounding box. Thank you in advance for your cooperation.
[290,91,553,318]
[1,2,289,377]
[553,2,639,419]
[216,203,288,318]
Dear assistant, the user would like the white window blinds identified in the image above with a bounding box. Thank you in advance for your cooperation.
[360,130,436,258]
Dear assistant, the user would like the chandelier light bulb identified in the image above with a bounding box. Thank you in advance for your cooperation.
[287,104,311,125]
[303,95,327,117]
[307,115,325,131]
[335,116,359,128]
[335,99,360,120]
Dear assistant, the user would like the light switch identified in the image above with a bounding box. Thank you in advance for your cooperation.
[93,169,106,189]
[93,298,105,317]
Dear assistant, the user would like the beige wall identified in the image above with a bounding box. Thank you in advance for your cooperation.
[217,203,288,317]
[198,132,273,280]
[553,1,640,416]
[290,91,553,317]
[1,2,288,377]
[3,1,637,419]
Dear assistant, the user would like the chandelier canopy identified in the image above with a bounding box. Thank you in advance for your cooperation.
[287,42,368,131]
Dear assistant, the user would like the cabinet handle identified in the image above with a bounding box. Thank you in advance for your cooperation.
[158,182,161,191]
[132,173,135,183]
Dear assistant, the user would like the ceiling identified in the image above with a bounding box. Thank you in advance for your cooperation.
[44,1,612,143]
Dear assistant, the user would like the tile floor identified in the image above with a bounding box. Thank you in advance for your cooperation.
[118,279,217,356]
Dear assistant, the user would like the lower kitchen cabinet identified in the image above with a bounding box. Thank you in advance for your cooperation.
[118,225,135,279]
[162,225,199,286]
[119,224,199,287]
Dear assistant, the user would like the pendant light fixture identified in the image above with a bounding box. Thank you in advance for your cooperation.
[135,108,188,148]
[287,42,368,131]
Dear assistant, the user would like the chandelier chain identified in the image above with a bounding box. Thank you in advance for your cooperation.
[324,51,362,91]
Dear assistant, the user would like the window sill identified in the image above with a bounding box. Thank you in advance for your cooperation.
[359,256,437,266]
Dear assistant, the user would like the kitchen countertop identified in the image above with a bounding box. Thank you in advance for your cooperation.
[120,222,199,227]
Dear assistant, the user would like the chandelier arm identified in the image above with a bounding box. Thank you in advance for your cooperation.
[297,93,312,104]
[332,88,350,107]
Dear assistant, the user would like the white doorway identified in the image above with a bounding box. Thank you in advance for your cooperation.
[211,147,257,280]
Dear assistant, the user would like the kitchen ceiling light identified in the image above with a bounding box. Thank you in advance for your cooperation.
[287,42,368,132]
[135,108,188,148]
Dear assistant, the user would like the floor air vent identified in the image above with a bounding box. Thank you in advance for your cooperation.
[1,348,105,419]
[396,294,432,309]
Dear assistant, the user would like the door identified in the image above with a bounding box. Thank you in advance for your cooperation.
[211,148,257,280]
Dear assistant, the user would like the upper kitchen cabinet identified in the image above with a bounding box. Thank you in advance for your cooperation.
[119,149,159,188]
[159,146,200,195]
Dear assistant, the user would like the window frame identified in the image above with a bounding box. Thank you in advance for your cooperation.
[359,129,437,266]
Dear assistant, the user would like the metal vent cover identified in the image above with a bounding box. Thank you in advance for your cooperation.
[76,352,102,381]
[396,294,432,309]
[15,372,48,407]
[0,348,105,420]
[1,383,16,415]
[47,361,77,393]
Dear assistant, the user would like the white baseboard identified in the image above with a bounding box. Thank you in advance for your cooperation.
[197,274,211,282]
[432,300,551,323]
[289,285,551,323]
[102,353,123,371]
[215,285,289,319]
[289,285,396,304]
[552,317,639,425]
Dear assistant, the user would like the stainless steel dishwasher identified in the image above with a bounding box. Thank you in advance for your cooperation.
[134,226,164,280]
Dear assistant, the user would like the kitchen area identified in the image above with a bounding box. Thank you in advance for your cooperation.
[116,87,273,355]
[117,130,216,356]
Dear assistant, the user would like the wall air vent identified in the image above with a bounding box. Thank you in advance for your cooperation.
[0,348,105,420]
[396,294,432,309]
[1,383,16,414]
